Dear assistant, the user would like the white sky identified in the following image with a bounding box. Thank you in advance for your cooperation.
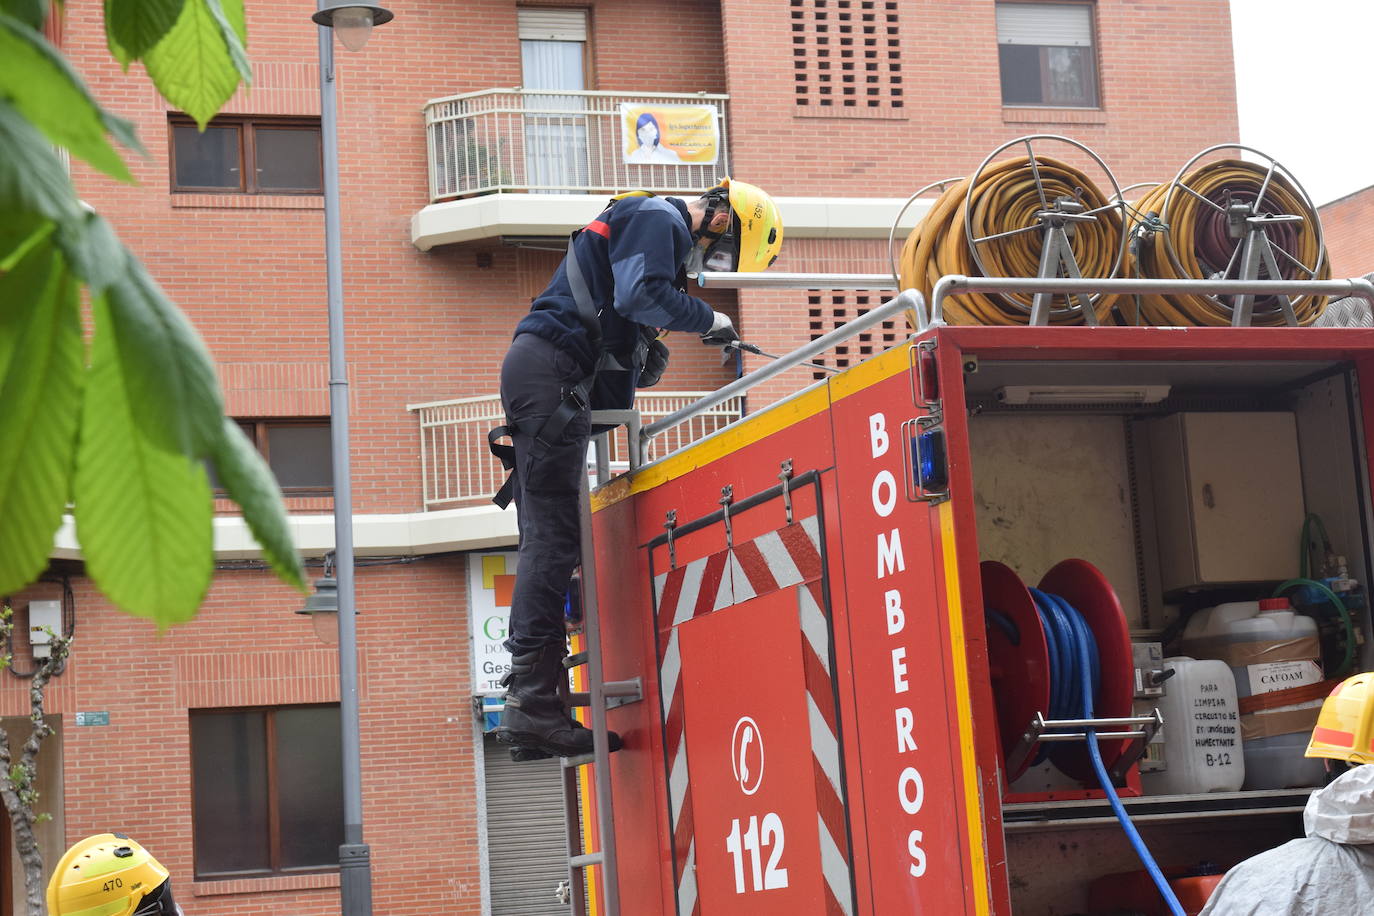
[1231,0,1374,206]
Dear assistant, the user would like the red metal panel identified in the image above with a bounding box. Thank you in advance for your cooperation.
[594,493,677,915]
[622,404,846,915]
[937,325,1374,361]
[678,591,831,912]
[930,332,1010,911]
[814,470,879,916]
[647,508,856,916]
[827,365,981,914]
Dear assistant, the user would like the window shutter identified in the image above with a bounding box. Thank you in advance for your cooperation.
[518,8,588,42]
[996,3,1093,46]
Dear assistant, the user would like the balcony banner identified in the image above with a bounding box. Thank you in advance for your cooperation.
[621,103,720,166]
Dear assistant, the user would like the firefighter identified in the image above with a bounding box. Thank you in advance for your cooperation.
[492,179,783,758]
[1198,672,1374,914]
[47,833,183,916]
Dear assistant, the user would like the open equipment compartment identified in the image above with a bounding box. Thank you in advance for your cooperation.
[940,325,1374,913]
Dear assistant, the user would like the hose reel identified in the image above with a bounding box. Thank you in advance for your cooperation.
[888,177,962,330]
[1108,145,1330,326]
[897,135,1127,326]
[894,138,1331,328]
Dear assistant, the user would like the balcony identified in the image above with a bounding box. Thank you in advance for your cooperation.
[411,88,933,250]
[425,88,730,201]
[408,391,744,510]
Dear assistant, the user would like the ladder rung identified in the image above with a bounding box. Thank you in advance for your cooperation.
[510,746,554,762]
[570,852,604,868]
[564,651,589,669]
[568,680,643,709]
[602,678,641,698]
[562,752,596,768]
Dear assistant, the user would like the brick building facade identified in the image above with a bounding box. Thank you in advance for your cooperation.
[1321,184,1374,279]
[12,1,1240,913]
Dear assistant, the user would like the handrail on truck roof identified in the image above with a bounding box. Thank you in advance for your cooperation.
[930,275,1374,325]
[638,273,1374,467]
[637,288,927,461]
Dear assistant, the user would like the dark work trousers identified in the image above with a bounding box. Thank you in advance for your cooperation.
[500,333,591,656]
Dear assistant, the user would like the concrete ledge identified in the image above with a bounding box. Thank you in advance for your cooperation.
[411,193,933,250]
[50,503,519,562]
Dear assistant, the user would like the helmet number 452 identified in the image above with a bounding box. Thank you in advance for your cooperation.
[724,813,788,893]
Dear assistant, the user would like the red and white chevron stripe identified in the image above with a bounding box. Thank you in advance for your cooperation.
[652,515,853,916]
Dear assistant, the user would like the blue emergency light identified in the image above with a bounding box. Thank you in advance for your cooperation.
[913,427,948,493]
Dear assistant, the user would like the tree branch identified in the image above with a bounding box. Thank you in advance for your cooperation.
[0,604,72,916]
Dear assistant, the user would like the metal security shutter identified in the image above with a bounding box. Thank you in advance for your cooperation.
[484,736,571,915]
[996,3,1092,46]
[517,8,587,42]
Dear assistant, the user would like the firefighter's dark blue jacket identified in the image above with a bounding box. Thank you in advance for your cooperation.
[513,195,715,408]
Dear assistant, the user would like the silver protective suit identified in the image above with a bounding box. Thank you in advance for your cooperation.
[1199,765,1374,915]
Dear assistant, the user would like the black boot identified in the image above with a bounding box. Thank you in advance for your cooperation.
[494,644,623,757]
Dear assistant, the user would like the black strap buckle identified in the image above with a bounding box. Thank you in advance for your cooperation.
[488,424,518,509]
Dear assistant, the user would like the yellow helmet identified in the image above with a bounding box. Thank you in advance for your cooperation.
[1306,672,1374,765]
[698,178,784,273]
[47,834,178,916]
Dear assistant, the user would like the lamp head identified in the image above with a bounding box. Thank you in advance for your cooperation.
[298,576,341,645]
[300,576,339,615]
[312,4,393,52]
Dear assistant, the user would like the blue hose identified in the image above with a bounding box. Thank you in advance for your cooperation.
[1029,589,1185,916]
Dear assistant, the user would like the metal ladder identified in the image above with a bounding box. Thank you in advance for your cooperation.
[553,409,646,916]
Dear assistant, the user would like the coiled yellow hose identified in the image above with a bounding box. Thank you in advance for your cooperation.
[898,155,1123,325]
[1106,159,1329,326]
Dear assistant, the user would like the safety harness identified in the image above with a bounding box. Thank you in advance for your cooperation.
[487,193,656,508]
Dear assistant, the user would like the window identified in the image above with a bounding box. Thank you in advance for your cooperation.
[996,2,1099,107]
[170,115,323,193]
[518,8,589,190]
[190,705,343,878]
[214,419,333,497]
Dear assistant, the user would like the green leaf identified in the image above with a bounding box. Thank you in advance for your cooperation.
[204,0,250,83]
[101,257,223,456]
[0,101,83,226]
[55,211,127,294]
[209,417,305,591]
[104,0,130,66]
[0,13,137,182]
[105,0,187,62]
[142,0,249,128]
[0,212,53,274]
[74,293,214,627]
[0,0,44,31]
[217,0,244,44]
[0,240,83,595]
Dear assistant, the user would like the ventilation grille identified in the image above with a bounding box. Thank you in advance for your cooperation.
[807,293,901,379]
[791,0,904,117]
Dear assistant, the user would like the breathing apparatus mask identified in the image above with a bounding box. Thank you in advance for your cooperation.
[685,186,740,276]
[133,881,183,916]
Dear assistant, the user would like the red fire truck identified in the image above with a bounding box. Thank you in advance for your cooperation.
[562,275,1374,915]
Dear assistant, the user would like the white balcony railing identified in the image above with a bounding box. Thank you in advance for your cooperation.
[409,392,744,510]
[424,89,730,202]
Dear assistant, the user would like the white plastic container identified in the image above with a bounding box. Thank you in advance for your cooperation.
[1181,598,1326,789]
[1142,656,1244,795]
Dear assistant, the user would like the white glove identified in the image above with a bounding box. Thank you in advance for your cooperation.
[702,311,739,346]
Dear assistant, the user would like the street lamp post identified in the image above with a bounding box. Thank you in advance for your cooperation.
[310,5,393,915]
